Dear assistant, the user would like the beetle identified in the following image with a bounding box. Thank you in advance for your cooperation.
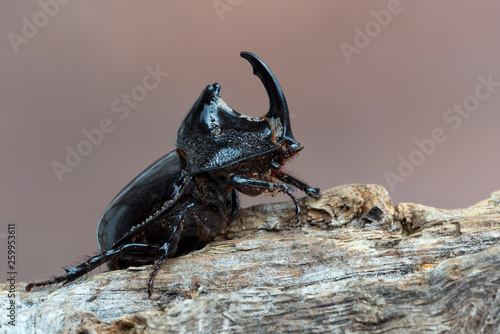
[26,51,321,297]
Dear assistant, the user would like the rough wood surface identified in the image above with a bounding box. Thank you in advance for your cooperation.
[2,184,500,333]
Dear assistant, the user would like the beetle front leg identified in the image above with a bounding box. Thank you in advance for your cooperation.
[274,170,321,199]
[230,175,301,217]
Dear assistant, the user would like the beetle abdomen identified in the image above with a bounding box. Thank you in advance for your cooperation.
[97,150,191,252]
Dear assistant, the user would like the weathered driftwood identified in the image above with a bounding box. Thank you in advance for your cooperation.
[2,184,500,333]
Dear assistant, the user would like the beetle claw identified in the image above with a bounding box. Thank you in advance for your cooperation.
[307,187,322,199]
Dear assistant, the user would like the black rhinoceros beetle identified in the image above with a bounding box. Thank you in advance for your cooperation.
[26,51,321,297]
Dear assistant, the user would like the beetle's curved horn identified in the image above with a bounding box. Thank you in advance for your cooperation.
[240,51,298,148]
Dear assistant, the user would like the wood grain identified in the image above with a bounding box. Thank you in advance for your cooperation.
[2,184,499,333]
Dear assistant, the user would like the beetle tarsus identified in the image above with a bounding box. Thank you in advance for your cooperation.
[306,187,321,199]
[25,244,165,292]
[283,186,301,219]
[25,277,67,291]
[148,255,167,298]
[25,251,116,291]
[274,171,322,199]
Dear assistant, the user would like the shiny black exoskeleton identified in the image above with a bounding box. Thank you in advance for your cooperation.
[26,52,321,297]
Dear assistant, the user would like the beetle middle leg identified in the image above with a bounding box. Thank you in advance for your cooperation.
[147,220,183,298]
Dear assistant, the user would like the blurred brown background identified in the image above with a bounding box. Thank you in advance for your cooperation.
[1,1,499,282]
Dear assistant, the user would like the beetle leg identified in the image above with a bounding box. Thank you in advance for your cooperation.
[230,175,294,193]
[274,170,321,199]
[147,249,169,298]
[285,190,301,219]
[25,243,163,291]
[148,216,184,298]
[230,175,301,217]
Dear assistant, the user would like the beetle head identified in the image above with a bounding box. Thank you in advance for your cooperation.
[176,52,301,173]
